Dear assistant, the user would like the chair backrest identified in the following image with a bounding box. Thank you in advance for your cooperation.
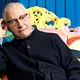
[27,6,71,29]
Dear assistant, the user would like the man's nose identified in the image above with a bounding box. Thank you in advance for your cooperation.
[17,19,23,27]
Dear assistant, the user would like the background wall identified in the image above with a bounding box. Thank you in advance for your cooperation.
[0,0,80,28]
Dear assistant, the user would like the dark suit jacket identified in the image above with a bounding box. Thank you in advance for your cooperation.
[0,28,80,80]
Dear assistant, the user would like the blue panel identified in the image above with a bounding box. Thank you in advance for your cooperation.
[37,0,45,8]
[0,0,17,17]
[18,0,30,8]
[30,0,37,7]
[46,0,55,13]
[66,0,75,28]
[12,0,17,2]
[0,0,5,17]
[75,0,80,27]
[5,0,17,5]
[56,0,65,18]
[5,0,12,3]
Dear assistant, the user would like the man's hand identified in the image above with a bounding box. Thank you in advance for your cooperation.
[0,18,7,37]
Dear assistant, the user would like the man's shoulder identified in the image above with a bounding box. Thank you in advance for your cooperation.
[2,38,14,47]
[38,29,60,39]
[2,41,12,47]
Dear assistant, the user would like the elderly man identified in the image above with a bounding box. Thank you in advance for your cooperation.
[0,2,80,80]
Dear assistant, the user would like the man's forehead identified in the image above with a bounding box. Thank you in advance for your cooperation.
[6,6,27,20]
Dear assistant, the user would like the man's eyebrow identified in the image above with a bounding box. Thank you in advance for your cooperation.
[6,13,28,22]
[6,18,17,23]
[19,13,28,17]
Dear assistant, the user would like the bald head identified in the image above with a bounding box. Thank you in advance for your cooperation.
[2,2,27,19]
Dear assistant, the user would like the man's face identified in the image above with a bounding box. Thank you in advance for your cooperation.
[5,5,33,38]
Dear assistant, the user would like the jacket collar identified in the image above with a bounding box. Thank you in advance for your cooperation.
[12,26,40,43]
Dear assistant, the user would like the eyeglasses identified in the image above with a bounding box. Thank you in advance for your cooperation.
[2,13,28,27]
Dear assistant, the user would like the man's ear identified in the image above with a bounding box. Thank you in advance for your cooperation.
[27,13,30,17]
[28,13,30,15]
[27,13,31,22]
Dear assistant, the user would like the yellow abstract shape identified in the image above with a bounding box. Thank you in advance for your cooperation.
[56,18,71,30]
[77,58,80,61]
[27,6,59,29]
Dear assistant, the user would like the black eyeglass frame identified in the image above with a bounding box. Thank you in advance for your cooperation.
[1,13,28,25]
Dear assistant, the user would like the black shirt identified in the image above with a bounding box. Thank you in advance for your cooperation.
[0,28,80,80]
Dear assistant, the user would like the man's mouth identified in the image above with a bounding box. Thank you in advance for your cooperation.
[18,28,27,33]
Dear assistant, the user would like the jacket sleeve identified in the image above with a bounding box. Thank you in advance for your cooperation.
[0,37,7,75]
[54,34,80,80]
